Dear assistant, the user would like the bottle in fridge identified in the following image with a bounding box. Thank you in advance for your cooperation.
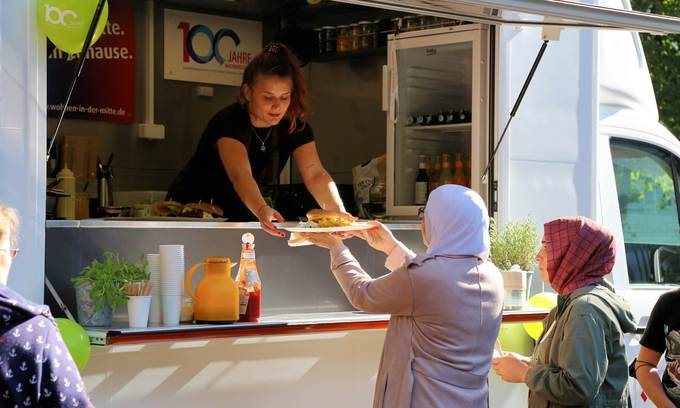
[429,155,441,193]
[414,155,429,205]
[438,153,455,186]
[452,153,466,186]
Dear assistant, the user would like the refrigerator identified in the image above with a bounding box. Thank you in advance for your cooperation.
[385,23,488,216]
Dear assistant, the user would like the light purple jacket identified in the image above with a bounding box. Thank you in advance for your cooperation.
[330,242,504,408]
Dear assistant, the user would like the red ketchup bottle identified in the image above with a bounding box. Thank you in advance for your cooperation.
[237,233,261,322]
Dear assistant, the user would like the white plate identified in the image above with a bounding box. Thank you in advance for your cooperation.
[281,222,373,233]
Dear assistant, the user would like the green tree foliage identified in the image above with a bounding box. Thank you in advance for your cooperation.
[630,0,680,139]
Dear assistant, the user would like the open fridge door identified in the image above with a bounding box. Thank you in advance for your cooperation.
[386,24,487,216]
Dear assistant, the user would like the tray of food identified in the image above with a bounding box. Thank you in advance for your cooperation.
[104,200,226,221]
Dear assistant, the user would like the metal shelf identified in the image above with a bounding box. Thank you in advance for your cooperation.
[311,46,386,63]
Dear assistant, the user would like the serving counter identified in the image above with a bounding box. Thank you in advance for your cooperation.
[46,220,542,408]
[45,219,424,323]
[86,309,548,345]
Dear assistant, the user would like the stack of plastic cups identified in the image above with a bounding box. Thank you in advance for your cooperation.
[159,245,184,326]
[146,254,162,325]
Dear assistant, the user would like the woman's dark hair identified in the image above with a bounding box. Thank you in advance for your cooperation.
[240,42,307,133]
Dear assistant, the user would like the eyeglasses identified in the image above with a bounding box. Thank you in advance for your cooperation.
[0,248,19,259]
[417,207,425,220]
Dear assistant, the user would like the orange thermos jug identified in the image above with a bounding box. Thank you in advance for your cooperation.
[185,256,239,323]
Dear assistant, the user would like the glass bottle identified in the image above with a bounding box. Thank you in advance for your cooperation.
[439,153,455,185]
[429,155,442,193]
[237,233,261,322]
[452,153,466,186]
[349,23,360,51]
[315,28,326,55]
[337,25,350,52]
[324,26,337,53]
[437,111,447,125]
[415,155,429,205]
[465,155,472,187]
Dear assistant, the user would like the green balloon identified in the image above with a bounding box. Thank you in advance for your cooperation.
[498,323,535,356]
[55,318,91,371]
[38,0,109,54]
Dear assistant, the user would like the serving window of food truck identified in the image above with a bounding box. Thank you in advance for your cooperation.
[3,0,680,407]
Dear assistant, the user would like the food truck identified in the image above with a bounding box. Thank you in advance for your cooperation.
[1,0,679,406]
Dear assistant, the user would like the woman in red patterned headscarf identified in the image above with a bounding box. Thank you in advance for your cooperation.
[493,216,637,407]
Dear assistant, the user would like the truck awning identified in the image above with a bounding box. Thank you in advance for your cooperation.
[334,0,680,34]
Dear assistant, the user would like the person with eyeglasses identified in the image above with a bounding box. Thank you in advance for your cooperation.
[166,42,350,236]
[0,204,94,407]
[300,185,504,407]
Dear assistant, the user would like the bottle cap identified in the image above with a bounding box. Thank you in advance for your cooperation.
[57,166,75,179]
[241,233,255,244]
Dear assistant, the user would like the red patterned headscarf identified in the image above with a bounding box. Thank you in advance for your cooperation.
[543,216,616,296]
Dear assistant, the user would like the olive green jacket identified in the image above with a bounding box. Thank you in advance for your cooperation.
[526,281,636,407]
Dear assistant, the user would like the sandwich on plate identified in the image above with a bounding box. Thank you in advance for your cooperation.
[155,200,184,217]
[304,209,355,228]
[181,202,224,219]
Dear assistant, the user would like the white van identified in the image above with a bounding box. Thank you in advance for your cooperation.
[363,0,680,405]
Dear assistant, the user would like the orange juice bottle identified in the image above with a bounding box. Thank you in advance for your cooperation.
[465,156,472,187]
[438,154,455,185]
[452,153,466,186]
[429,155,441,193]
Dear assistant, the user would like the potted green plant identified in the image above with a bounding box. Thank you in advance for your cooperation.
[489,216,540,310]
[72,252,148,327]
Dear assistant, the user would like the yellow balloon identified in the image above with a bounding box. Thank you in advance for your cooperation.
[523,292,557,341]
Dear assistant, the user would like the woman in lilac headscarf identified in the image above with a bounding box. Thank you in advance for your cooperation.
[302,185,504,408]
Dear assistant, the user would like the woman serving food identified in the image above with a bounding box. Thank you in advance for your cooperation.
[166,42,349,236]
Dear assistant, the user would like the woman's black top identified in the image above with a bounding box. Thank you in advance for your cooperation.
[640,288,680,405]
[166,102,314,220]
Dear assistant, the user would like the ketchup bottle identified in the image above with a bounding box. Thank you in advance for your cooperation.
[237,233,261,322]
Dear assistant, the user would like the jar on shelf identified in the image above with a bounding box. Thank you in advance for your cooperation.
[403,15,419,31]
[358,21,373,49]
[349,23,360,51]
[389,17,401,34]
[373,19,384,46]
[336,25,350,52]
[314,28,326,55]
[420,15,436,30]
[323,26,337,53]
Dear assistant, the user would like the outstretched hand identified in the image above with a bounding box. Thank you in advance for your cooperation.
[299,232,344,249]
[257,205,286,237]
[347,221,398,255]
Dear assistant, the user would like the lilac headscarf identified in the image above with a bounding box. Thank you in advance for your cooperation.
[424,185,490,261]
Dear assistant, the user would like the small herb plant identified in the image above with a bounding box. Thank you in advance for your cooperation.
[489,216,540,271]
[72,252,149,312]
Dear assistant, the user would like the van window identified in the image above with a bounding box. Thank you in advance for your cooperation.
[611,139,680,284]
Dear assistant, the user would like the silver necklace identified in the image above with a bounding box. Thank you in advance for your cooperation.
[251,126,273,152]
